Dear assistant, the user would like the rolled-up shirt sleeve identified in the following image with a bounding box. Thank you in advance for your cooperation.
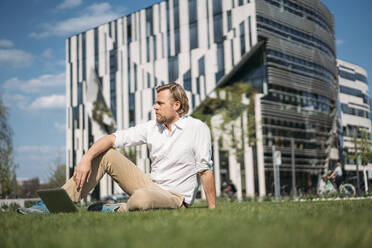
[112,122,148,148]
[194,122,214,173]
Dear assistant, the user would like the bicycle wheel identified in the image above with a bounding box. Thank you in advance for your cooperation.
[340,184,356,197]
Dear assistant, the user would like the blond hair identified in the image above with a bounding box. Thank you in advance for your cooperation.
[156,82,189,116]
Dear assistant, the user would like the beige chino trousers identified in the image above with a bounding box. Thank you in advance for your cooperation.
[62,148,184,212]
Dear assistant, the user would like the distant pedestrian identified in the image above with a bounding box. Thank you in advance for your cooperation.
[223,180,237,199]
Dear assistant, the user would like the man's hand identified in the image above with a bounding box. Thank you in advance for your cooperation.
[72,134,116,189]
[73,157,92,190]
[200,169,216,209]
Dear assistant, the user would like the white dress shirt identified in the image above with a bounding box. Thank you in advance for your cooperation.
[113,115,213,205]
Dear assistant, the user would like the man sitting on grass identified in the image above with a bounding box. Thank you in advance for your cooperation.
[18,82,216,214]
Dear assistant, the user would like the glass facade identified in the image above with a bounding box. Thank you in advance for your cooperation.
[263,0,333,34]
[255,0,338,195]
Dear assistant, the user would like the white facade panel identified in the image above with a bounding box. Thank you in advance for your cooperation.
[65,0,270,199]
[337,59,371,172]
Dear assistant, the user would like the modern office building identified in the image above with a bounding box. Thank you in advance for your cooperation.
[337,59,371,191]
[66,0,338,199]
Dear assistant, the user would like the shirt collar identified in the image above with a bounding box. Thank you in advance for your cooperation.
[156,115,188,132]
[174,115,187,130]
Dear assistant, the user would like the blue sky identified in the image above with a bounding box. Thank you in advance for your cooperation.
[0,0,371,182]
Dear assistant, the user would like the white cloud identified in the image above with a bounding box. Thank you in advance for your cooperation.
[42,48,53,58]
[2,72,65,93]
[57,0,82,9]
[29,94,66,109]
[3,93,66,111]
[3,93,29,109]
[336,39,344,45]
[30,3,126,38]
[0,39,14,48]
[54,121,66,132]
[0,49,33,68]
[18,145,65,154]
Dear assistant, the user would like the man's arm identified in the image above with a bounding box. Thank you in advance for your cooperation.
[200,169,216,209]
[73,134,116,189]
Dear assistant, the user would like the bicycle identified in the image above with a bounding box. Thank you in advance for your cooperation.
[319,177,356,197]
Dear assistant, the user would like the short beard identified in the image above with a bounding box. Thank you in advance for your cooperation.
[156,115,167,125]
[156,114,177,126]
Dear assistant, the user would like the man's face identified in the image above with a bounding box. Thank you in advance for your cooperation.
[153,89,180,125]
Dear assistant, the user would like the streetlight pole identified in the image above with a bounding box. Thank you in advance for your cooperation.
[13,168,17,199]
[353,129,360,197]
[291,138,297,197]
[272,146,281,200]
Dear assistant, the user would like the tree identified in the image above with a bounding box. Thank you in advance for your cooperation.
[46,163,67,188]
[192,82,256,163]
[347,127,372,196]
[0,92,17,197]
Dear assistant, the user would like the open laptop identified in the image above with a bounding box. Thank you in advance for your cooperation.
[37,188,78,214]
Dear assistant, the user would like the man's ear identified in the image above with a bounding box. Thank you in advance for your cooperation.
[173,101,181,111]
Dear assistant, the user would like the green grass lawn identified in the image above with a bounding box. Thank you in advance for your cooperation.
[1,199,371,248]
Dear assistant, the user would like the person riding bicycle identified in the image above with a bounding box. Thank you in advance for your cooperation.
[328,162,344,190]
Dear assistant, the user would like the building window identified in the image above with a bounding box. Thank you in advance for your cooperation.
[196,77,201,94]
[227,10,232,31]
[215,71,224,83]
[168,56,179,82]
[183,70,192,91]
[231,39,234,66]
[147,72,151,88]
[213,0,223,15]
[166,2,170,31]
[190,23,198,49]
[148,112,152,121]
[146,7,153,37]
[339,69,355,81]
[129,93,135,126]
[189,0,197,23]
[82,33,86,81]
[174,0,180,29]
[67,38,71,63]
[355,73,368,84]
[167,32,171,56]
[240,22,246,55]
[152,88,156,105]
[127,17,132,43]
[214,14,223,43]
[77,83,82,105]
[184,79,192,91]
[198,56,205,75]
[217,43,224,72]
[94,28,99,69]
[339,85,367,103]
[146,37,150,62]
[153,37,157,60]
[248,16,252,47]
[175,29,180,54]
[134,64,138,91]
